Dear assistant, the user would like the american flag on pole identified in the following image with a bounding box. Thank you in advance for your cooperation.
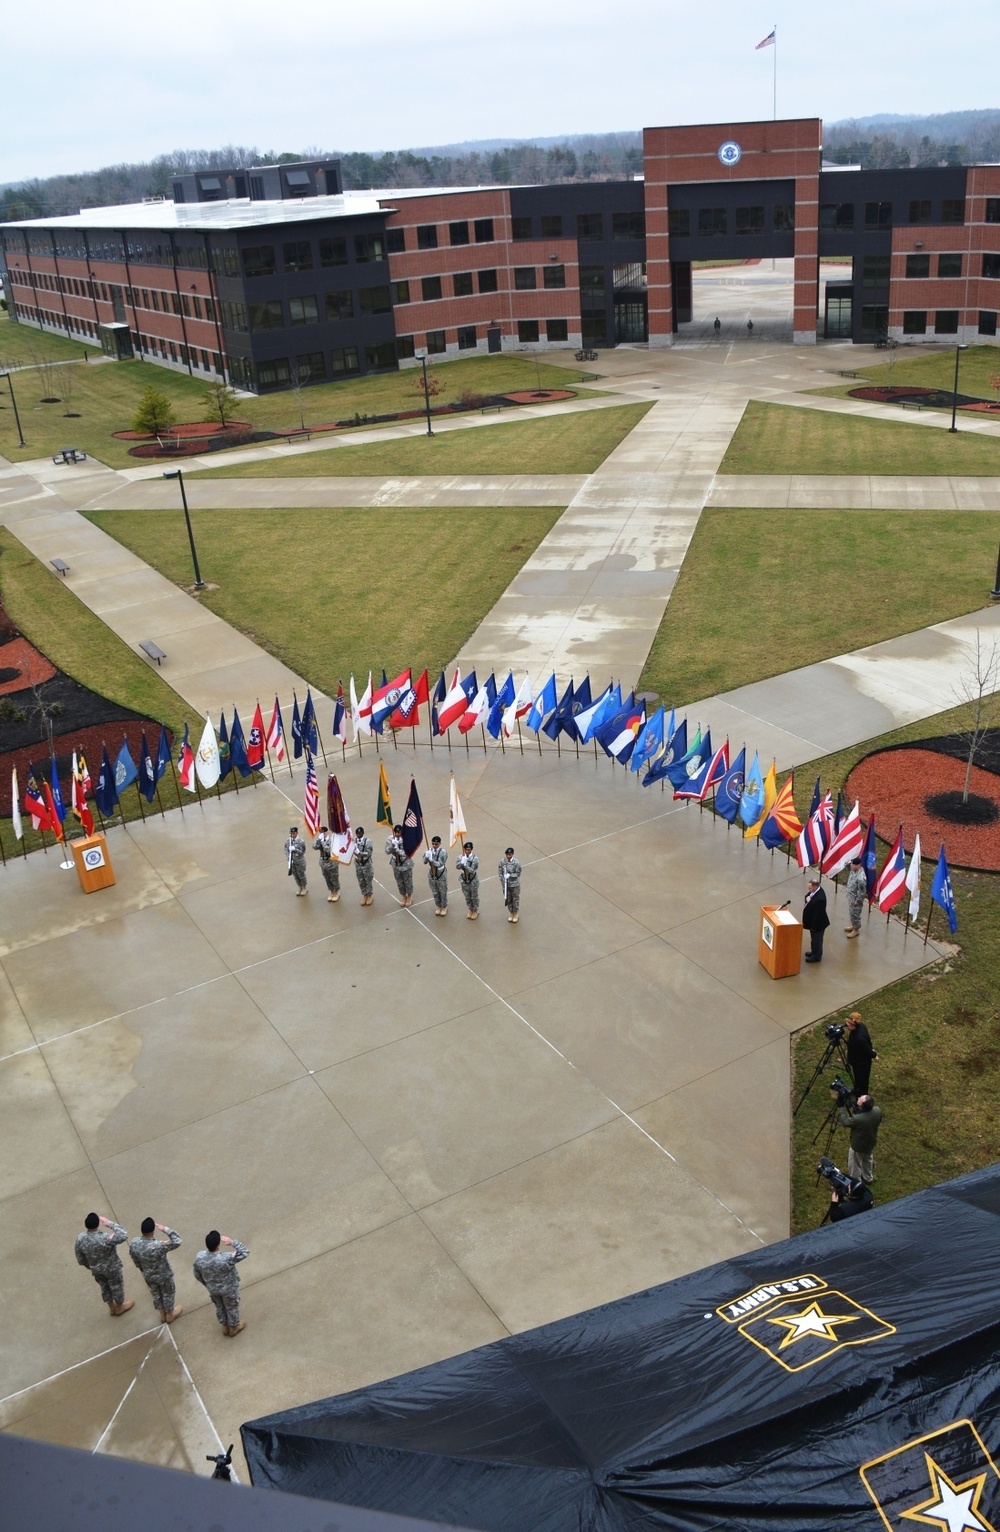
[303,752,321,837]
[756,27,775,48]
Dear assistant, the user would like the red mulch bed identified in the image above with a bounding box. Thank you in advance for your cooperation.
[0,637,56,695]
[502,389,576,404]
[113,421,252,440]
[0,719,169,818]
[846,747,1000,872]
[959,401,1000,413]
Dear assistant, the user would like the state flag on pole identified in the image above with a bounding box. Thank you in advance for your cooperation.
[301,690,319,755]
[666,728,712,793]
[643,716,688,786]
[630,706,667,774]
[95,749,120,817]
[11,768,24,840]
[372,669,410,733]
[756,26,775,48]
[715,745,746,823]
[459,673,495,734]
[570,675,593,729]
[430,671,447,736]
[576,683,618,743]
[247,704,266,771]
[291,693,304,758]
[487,671,515,739]
[822,800,864,876]
[332,682,347,745]
[525,673,558,732]
[177,725,197,793]
[875,824,907,913]
[194,715,221,789]
[931,844,958,933]
[326,774,354,862]
[906,832,922,920]
[739,751,765,827]
[401,779,425,858]
[136,736,157,808]
[42,779,64,840]
[744,760,777,839]
[78,752,93,794]
[217,711,232,780]
[267,698,287,762]
[600,700,645,764]
[49,756,68,825]
[797,790,833,868]
[759,774,804,850]
[502,673,534,737]
[352,673,373,740]
[449,774,467,847]
[391,668,429,730]
[229,708,253,777]
[543,679,576,742]
[376,762,393,828]
[859,812,879,903]
[72,750,95,831]
[24,768,52,830]
[676,738,730,802]
[437,669,473,734]
[303,753,321,838]
[155,729,170,784]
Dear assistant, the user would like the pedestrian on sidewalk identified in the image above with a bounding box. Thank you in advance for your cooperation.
[75,1212,134,1318]
[354,826,375,905]
[285,826,307,896]
[193,1231,249,1337]
[845,858,866,939]
[129,1219,183,1323]
[313,825,341,902]
[457,841,480,919]
[500,847,522,923]
[424,835,448,915]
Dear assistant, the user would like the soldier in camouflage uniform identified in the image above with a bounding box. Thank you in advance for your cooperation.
[457,841,480,919]
[385,825,413,906]
[129,1218,183,1323]
[354,826,375,905]
[285,826,307,895]
[74,1212,134,1317]
[193,1230,249,1337]
[313,825,341,902]
[423,835,448,915]
[499,847,522,923]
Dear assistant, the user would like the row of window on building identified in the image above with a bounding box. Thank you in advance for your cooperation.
[6,267,219,324]
[668,205,795,237]
[902,310,999,335]
[819,198,969,231]
[860,252,1000,284]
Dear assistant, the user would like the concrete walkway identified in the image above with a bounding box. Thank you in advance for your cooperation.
[709,474,1000,509]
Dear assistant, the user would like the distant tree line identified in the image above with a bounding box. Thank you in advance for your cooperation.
[823,109,1000,169]
[0,133,642,221]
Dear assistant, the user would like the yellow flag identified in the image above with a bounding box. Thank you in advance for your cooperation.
[744,759,777,839]
[376,762,392,828]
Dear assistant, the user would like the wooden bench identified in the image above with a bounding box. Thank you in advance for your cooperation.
[49,558,71,577]
[138,640,167,667]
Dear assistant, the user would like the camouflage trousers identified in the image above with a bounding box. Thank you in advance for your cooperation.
[289,860,307,890]
[391,863,413,900]
[504,881,521,916]
[355,859,374,896]
[847,892,865,932]
[429,872,448,909]
[209,1290,241,1329]
[460,876,480,913]
[143,1274,176,1313]
[321,859,341,894]
[91,1267,125,1307]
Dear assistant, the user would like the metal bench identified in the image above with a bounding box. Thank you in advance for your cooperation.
[284,428,312,443]
[49,558,71,577]
[138,639,167,667]
[52,447,87,464]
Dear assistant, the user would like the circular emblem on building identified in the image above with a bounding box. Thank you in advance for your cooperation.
[718,140,742,167]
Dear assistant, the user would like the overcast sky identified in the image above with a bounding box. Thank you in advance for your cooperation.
[5,0,998,184]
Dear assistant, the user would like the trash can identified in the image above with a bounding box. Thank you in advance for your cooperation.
[71,833,117,893]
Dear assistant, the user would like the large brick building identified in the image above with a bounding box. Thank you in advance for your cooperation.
[4,118,1000,393]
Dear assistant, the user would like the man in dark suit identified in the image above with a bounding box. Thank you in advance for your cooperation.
[802,879,830,963]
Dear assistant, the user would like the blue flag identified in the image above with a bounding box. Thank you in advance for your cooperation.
[859,813,878,903]
[302,690,319,755]
[665,728,711,791]
[595,694,638,756]
[930,845,958,933]
[229,707,253,777]
[138,732,157,804]
[526,673,558,732]
[218,712,232,779]
[739,750,765,827]
[630,706,666,773]
[95,747,119,817]
[49,756,67,823]
[401,778,425,859]
[570,675,592,728]
[291,693,304,757]
[715,745,746,823]
[487,672,515,739]
[430,671,447,736]
[155,726,171,783]
[643,716,688,785]
[115,740,138,794]
[576,683,619,743]
[543,679,576,741]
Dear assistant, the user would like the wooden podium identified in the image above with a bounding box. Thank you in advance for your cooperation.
[70,833,117,894]
[758,904,802,979]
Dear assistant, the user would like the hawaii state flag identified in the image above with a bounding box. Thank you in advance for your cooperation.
[797,789,833,868]
[401,779,425,858]
[759,774,804,850]
[715,746,746,824]
[303,753,321,838]
[177,725,196,793]
[267,698,287,762]
[822,801,864,877]
[247,704,266,771]
[326,774,354,861]
[874,824,907,912]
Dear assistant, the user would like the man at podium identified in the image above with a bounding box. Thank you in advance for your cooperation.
[802,879,830,964]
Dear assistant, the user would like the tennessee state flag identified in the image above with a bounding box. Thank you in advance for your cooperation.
[247,703,266,771]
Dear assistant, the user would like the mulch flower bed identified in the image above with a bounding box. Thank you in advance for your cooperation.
[847,384,984,409]
[846,744,1000,873]
[502,389,576,404]
[113,421,253,440]
[0,636,56,696]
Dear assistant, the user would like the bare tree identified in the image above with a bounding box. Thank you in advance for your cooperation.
[952,629,1000,802]
[60,362,79,416]
[201,380,240,428]
[24,337,61,402]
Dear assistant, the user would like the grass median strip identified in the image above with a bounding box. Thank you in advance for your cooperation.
[720,399,1000,476]
[640,507,999,706]
[186,401,652,479]
[85,504,564,693]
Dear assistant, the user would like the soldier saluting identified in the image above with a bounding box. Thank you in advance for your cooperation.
[285,825,307,896]
[457,841,480,920]
[75,1212,134,1318]
[354,825,375,905]
[423,835,448,916]
[385,823,413,907]
[499,847,522,923]
[129,1218,183,1324]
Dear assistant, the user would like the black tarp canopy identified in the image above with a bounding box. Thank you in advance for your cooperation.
[243,1164,1000,1530]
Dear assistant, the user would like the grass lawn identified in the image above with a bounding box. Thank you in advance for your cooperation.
[852,342,1000,399]
[640,507,999,706]
[789,697,1000,1234]
[0,338,600,470]
[0,528,201,860]
[84,505,563,695]
[0,312,91,368]
[719,399,1000,475]
[188,402,652,479]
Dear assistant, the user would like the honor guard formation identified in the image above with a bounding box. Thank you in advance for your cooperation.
[75,1215,250,1336]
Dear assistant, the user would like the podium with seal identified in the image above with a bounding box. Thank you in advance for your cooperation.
[70,833,117,893]
[758,903,802,978]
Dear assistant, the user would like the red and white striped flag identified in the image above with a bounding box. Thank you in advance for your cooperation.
[267,697,286,762]
[303,753,321,837]
[875,825,908,913]
[821,801,863,877]
[756,27,775,48]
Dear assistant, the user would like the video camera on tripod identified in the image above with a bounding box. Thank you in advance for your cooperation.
[828,1075,856,1110]
[825,1022,845,1044]
[817,1155,855,1199]
[207,1444,234,1481]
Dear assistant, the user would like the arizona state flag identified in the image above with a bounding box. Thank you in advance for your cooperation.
[759,774,804,850]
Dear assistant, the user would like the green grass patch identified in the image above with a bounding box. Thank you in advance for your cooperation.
[84,505,563,694]
[852,342,1000,399]
[0,311,90,368]
[719,399,1000,476]
[0,343,598,470]
[640,508,998,705]
[188,402,652,480]
[0,528,204,861]
[789,697,1000,1234]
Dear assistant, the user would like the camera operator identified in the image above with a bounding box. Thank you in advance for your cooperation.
[835,1091,882,1187]
[845,1011,878,1097]
[828,1178,874,1222]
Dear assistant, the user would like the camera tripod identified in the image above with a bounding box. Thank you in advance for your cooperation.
[793,1030,851,1116]
[812,1094,849,1162]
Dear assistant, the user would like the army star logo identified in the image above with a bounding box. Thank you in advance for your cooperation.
[766,1298,860,1350]
[738,1288,894,1372]
[861,1421,1000,1532]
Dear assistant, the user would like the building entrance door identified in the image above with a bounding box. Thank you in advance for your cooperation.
[614,299,647,343]
[486,325,502,354]
[670,261,692,328]
[824,283,852,338]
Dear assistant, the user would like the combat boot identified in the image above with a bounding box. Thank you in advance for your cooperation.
[165,1306,183,1323]
[227,1320,247,1337]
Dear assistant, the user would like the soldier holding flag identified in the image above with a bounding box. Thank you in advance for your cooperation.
[423,835,448,915]
[354,826,375,905]
[386,824,413,906]
[457,841,480,919]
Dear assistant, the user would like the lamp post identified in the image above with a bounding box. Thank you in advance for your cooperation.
[949,342,969,432]
[162,468,205,589]
[990,536,1000,602]
[418,352,433,436]
[1,371,26,446]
